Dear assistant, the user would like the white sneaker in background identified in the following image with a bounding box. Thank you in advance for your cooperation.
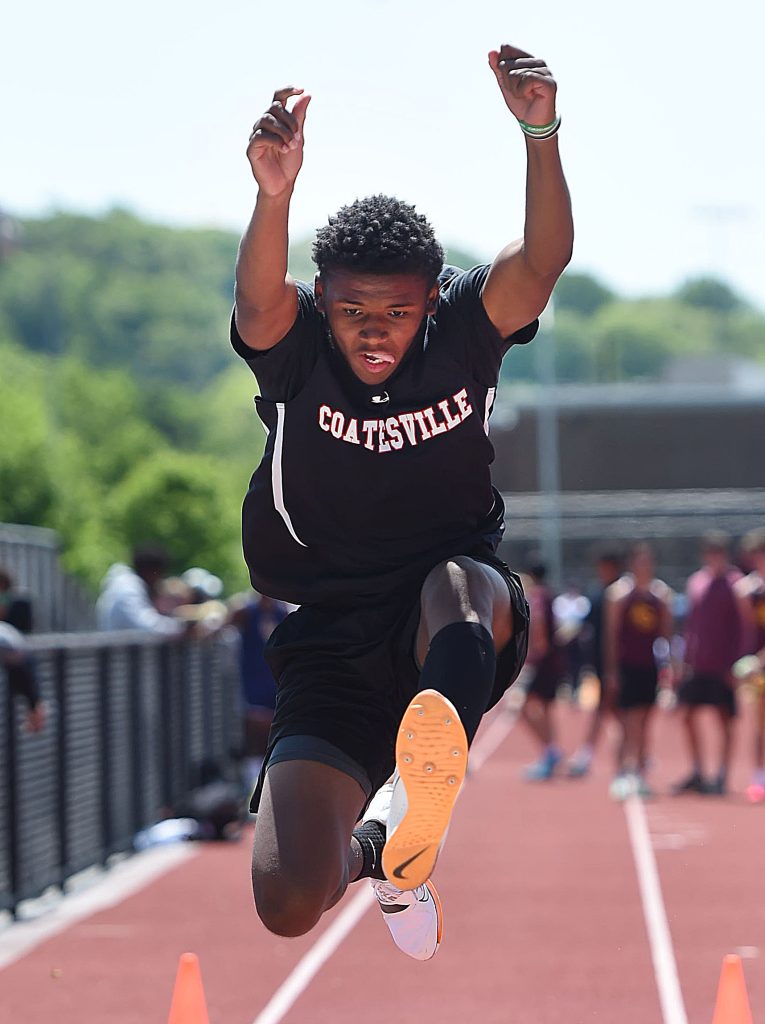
[609,772,639,802]
[371,878,443,961]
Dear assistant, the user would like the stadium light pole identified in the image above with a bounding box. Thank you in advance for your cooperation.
[535,297,563,586]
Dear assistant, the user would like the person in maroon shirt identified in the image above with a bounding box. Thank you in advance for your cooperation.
[674,532,749,795]
[734,529,765,802]
[603,544,672,799]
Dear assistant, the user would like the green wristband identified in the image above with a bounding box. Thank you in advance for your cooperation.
[518,115,561,140]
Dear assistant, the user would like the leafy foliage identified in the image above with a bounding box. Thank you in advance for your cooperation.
[105,451,240,582]
[674,277,743,314]
[553,271,615,317]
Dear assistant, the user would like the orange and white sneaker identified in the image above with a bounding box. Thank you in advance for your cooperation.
[381,689,468,890]
[371,878,443,960]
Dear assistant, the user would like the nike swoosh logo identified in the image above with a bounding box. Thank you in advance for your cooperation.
[392,847,429,880]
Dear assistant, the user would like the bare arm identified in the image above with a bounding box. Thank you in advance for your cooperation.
[234,87,311,351]
[481,45,574,337]
[659,592,674,643]
[734,583,757,661]
[528,591,550,661]
[602,584,626,681]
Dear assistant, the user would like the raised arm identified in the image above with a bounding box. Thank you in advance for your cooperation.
[481,44,574,337]
[234,87,311,351]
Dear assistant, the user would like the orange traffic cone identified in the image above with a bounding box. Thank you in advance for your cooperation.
[168,953,211,1024]
[712,954,753,1024]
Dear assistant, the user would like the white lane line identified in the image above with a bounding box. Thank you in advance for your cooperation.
[470,704,518,773]
[624,796,689,1024]
[252,886,376,1024]
[0,844,197,971]
[251,705,518,1024]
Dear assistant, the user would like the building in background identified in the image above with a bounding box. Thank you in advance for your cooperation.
[493,357,765,587]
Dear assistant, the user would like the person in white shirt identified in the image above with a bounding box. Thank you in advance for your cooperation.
[96,546,184,636]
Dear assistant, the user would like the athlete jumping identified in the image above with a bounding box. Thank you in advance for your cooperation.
[232,42,573,960]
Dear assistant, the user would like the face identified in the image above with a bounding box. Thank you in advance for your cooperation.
[702,546,729,574]
[630,547,655,580]
[315,270,438,386]
[596,558,621,586]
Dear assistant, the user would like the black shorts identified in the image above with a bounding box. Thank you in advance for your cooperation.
[249,552,529,813]
[678,673,737,717]
[617,664,658,710]
[525,657,562,703]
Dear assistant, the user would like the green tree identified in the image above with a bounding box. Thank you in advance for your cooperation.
[0,250,96,355]
[589,300,716,382]
[0,377,57,525]
[1,211,236,387]
[54,356,167,485]
[553,271,615,317]
[106,451,241,584]
[720,311,765,360]
[675,277,744,314]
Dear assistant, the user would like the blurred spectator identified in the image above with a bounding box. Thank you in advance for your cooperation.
[734,529,765,802]
[552,581,591,689]
[172,568,228,633]
[0,621,46,732]
[0,565,34,633]
[673,531,748,796]
[567,547,624,778]
[182,567,223,604]
[96,545,184,635]
[229,592,291,791]
[154,576,194,615]
[520,558,565,781]
[603,544,673,800]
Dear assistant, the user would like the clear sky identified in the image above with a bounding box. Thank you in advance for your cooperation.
[3,0,763,308]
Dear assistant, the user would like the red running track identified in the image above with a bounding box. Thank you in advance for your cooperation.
[1,697,763,1024]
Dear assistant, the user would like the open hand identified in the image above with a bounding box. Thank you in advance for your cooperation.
[488,45,557,126]
[247,87,311,197]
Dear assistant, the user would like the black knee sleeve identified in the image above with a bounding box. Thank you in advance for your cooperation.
[418,622,496,744]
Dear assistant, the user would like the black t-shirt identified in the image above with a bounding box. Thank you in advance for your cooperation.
[231,264,537,607]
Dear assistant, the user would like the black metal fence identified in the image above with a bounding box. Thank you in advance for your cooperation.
[0,523,96,632]
[1,630,243,916]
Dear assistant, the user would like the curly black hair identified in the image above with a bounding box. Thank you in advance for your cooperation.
[312,194,444,282]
